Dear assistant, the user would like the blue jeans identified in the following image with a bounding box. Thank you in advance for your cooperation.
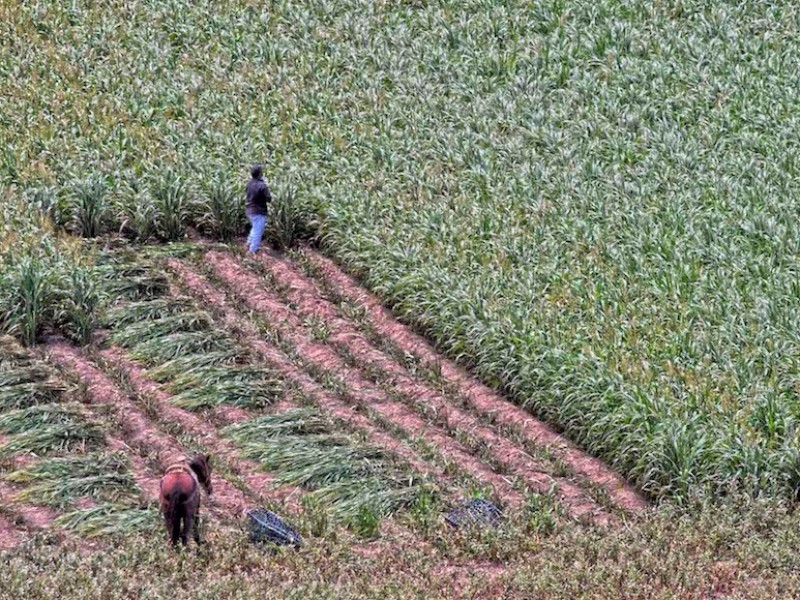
[247,214,267,253]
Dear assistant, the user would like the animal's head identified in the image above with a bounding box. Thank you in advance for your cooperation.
[190,454,213,495]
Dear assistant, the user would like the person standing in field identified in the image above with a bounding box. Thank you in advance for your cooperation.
[245,164,271,254]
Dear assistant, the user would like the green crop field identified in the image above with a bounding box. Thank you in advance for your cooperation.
[5,0,800,502]
[5,0,800,597]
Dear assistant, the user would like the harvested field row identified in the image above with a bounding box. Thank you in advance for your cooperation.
[98,347,302,510]
[166,258,460,490]
[178,255,523,508]
[163,259,472,528]
[46,340,250,520]
[250,249,628,518]
[205,251,591,515]
[301,249,647,513]
[100,438,160,504]
[0,337,152,543]
[0,238,646,554]
[98,263,432,529]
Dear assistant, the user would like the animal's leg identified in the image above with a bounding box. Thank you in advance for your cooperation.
[165,490,183,547]
[171,508,182,546]
[163,510,175,545]
[193,507,203,545]
[182,503,194,546]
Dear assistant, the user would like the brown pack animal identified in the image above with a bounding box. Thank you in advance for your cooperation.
[159,454,213,546]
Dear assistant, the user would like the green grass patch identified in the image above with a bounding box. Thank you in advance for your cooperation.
[129,331,235,364]
[6,499,800,598]
[0,402,103,459]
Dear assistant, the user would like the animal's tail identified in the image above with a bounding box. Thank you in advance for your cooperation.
[166,489,183,545]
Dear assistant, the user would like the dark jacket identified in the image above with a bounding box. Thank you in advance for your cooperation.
[246,177,272,217]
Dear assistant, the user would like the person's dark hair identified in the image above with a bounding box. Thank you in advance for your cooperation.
[250,164,263,179]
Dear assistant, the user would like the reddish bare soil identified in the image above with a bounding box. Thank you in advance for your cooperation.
[45,340,249,520]
[254,251,612,521]
[167,259,459,490]
[0,480,57,534]
[206,251,527,508]
[98,347,302,510]
[303,249,647,513]
[0,513,24,550]
[212,405,252,424]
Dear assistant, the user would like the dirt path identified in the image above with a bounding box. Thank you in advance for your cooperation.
[0,511,25,550]
[204,252,538,510]
[212,405,252,424]
[302,249,648,513]
[46,339,250,520]
[253,250,614,520]
[166,259,461,492]
[0,480,57,534]
[100,434,162,502]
